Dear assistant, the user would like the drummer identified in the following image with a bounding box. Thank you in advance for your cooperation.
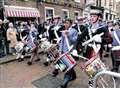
[111,22,120,73]
[52,18,78,88]
[76,6,112,59]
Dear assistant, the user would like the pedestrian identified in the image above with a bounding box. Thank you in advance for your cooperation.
[111,22,120,73]
[7,22,18,55]
[27,23,40,65]
[53,19,78,88]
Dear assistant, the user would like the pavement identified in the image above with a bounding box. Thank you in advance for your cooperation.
[0,54,120,88]
[0,55,16,64]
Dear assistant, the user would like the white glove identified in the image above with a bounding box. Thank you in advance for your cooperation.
[93,34,102,43]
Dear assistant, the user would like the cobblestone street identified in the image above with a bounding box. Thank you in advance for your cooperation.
[0,56,90,88]
[1,54,120,88]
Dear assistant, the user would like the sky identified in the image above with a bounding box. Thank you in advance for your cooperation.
[116,0,120,2]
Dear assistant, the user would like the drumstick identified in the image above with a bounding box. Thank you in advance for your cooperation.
[54,30,61,43]
[82,33,104,46]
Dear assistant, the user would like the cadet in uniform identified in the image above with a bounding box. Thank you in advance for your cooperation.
[76,6,112,59]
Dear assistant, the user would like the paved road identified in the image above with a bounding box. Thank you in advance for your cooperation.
[0,55,119,88]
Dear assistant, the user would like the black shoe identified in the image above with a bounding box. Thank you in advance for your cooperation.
[35,58,40,62]
[43,62,49,66]
[18,58,24,62]
[52,69,59,77]
[104,54,109,57]
[27,61,32,65]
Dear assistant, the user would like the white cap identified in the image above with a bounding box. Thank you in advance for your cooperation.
[90,9,102,15]
[54,15,61,19]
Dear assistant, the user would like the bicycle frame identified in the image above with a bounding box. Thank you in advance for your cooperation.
[93,70,120,88]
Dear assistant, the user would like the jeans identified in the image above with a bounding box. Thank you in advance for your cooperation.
[62,68,76,88]
[0,40,5,57]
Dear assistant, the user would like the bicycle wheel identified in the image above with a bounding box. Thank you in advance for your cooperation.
[96,74,116,88]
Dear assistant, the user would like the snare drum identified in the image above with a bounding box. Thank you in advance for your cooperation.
[40,40,52,51]
[84,57,106,78]
[15,42,24,53]
[47,44,59,59]
[25,39,36,53]
[56,54,76,72]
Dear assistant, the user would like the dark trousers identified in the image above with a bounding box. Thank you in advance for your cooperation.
[0,40,5,57]
[62,68,76,88]
[111,51,120,72]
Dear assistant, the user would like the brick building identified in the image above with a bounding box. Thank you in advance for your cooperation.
[83,0,118,20]
[116,1,120,18]
[38,0,86,21]
[2,0,85,22]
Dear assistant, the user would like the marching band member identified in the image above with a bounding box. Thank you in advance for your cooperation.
[76,6,113,88]
[111,22,120,73]
[76,6,112,60]
[72,16,88,35]
[53,19,78,88]
[48,16,64,43]
[43,16,64,66]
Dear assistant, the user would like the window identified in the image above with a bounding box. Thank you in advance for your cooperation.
[106,13,109,20]
[74,0,80,3]
[62,9,69,19]
[45,7,54,20]
[110,14,112,20]
[74,11,79,20]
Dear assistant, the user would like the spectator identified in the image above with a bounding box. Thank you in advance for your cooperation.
[7,22,18,55]
[0,19,6,58]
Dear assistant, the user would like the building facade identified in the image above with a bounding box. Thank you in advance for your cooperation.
[2,0,85,22]
[83,0,118,20]
[116,1,120,18]
[38,0,83,21]
[101,0,117,20]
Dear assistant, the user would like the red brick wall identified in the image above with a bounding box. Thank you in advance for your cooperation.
[6,0,36,8]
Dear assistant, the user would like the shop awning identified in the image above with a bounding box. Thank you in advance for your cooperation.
[4,5,40,18]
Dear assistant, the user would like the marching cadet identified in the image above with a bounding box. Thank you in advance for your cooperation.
[76,6,113,88]
[72,16,88,34]
[53,19,78,88]
[48,15,63,43]
[76,6,112,59]
[111,22,120,73]
[44,16,64,66]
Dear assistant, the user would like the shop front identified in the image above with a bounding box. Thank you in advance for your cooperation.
[4,5,41,23]
[0,5,41,59]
